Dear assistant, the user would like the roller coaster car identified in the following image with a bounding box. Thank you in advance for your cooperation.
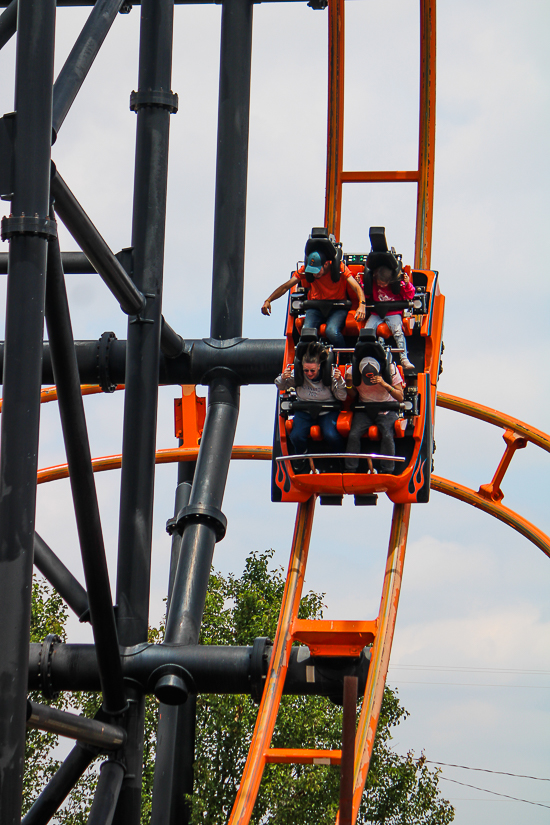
[271,236,445,505]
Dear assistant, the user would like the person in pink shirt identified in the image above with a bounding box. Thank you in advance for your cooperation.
[365,265,415,370]
[344,356,405,473]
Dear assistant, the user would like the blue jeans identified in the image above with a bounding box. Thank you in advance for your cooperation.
[290,409,344,454]
[366,313,409,359]
[303,307,348,348]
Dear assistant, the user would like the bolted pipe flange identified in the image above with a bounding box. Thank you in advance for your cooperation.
[96,331,118,393]
[166,503,227,542]
[38,634,61,700]
[148,664,194,706]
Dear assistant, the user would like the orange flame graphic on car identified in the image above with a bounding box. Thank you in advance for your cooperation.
[411,457,425,497]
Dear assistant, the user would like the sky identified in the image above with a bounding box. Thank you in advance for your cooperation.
[0,0,549,822]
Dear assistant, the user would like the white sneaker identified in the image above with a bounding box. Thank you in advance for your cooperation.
[400,357,414,370]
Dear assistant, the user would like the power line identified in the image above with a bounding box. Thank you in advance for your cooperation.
[438,777,550,809]
[426,761,550,782]
[390,680,548,688]
[389,665,550,675]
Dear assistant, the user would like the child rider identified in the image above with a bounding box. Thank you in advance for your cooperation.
[344,356,404,473]
[365,265,415,370]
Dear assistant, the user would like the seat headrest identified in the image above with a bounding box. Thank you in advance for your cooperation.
[351,328,393,386]
[294,330,334,387]
[304,227,343,283]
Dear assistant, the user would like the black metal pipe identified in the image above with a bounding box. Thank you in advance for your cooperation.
[26,701,126,749]
[51,171,146,315]
[0,0,56,818]
[164,377,240,647]
[87,760,126,825]
[52,0,124,134]
[114,0,176,817]
[34,532,89,621]
[0,0,16,49]
[0,337,285,386]
[210,0,253,340]
[45,231,126,715]
[0,251,97,273]
[150,698,196,825]
[50,172,183,356]
[339,675,358,825]
[21,742,99,825]
[28,641,371,698]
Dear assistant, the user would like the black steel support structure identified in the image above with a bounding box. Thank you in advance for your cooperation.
[113,0,176,818]
[45,231,126,715]
[0,0,352,819]
[152,1,253,819]
[0,0,56,819]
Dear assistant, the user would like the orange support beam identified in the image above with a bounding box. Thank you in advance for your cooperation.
[291,619,377,657]
[415,0,436,270]
[228,497,316,825]
[478,429,527,503]
[265,749,342,765]
[325,0,345,239]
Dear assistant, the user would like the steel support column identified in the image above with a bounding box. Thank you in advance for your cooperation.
[113,0,176,817]
[45,232,126,714]
[0,0,56,818]
[153,1,253,820]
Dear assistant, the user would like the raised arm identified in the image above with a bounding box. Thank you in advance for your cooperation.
[261,275,300,316]
[347,276,366,322]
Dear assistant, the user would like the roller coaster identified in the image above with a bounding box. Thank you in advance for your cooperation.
[0,0,547,824]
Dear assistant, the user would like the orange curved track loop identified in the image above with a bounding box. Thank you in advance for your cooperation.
[0,383,124,413]
[36,445,272,484]
[437,392,550,454]
[431,476,550,559]
[228,497,316,825]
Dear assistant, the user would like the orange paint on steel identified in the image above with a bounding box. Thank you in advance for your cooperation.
[291,618,377,657]
[346,504,411,825]
[415,0,436,270]
[324,0,345,239]
[478,429,527,503]
[36,445,272,485]
[0,383,124,413]
[228,497,316,825]
[431,476,550,560]
[265,749,342,765]
[340,171,419,184]
[436,392,550,454]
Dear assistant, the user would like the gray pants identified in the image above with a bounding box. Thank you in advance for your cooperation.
[345,410,398,472]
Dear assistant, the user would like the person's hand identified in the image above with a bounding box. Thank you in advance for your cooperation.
[282,365,293,380]
[354,305,366,323]
[261,299,272,316]
[370,375,389,389]
[403,270,410,284]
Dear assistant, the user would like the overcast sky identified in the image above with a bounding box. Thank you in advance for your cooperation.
[0,0,549,822]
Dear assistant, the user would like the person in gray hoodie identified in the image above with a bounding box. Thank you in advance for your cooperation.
[275,342,347,456]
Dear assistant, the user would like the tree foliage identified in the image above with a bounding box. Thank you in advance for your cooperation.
[25,554,454,824]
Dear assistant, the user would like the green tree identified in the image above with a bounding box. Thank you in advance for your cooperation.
[25,555,453,824]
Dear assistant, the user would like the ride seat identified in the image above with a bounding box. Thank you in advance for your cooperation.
[285,419,323,441]
[377,317,413,339]
[335,412,407,440]
[295,310,360,338]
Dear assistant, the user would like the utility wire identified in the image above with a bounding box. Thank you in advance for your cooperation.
[391,680,548,688]
[426,761,550,782]
[438,777,550,809]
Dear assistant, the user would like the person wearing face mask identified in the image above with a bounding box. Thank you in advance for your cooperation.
[261,236,366,347]
[275,342,347,456]
[364,265,415,370]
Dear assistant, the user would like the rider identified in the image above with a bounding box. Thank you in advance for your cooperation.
[344,356,404,474]
[262,229,366,347]
[275,341,347,458]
